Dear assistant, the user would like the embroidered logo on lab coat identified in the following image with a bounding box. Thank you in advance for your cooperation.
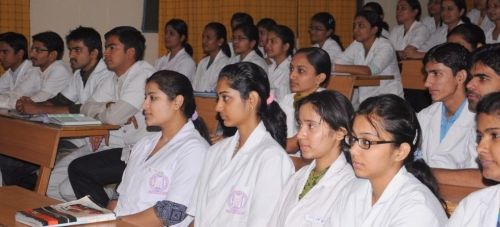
[226,189,249,215]
[148,171,169,195]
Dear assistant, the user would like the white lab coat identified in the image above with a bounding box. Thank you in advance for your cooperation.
[447,184,500,227]
[268,153,355,227]
[336,37,403,105]
[115,121,209,226]
[228,50,268,74]
[388,21,430,51]
[268,57,291,101]
[154,48,196,82]
[330,167,448,227]
[467,8,495,33]
[192,50,229,92]
[422,16,439,33]
[313,38,342,63]
[417,101,478,169]
[0,60,41,109]
[186,122,295,227]
[420,21,465,52]
[31,60,72,102]
[485,27,500,44]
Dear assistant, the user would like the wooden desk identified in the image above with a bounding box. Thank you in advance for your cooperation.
[0,116,118,195]
[195,95,218,134]
[327,75,395,100]
[400,60,426,90]
[0,186,136,227]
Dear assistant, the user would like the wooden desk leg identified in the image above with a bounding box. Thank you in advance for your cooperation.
[34,167,51,195]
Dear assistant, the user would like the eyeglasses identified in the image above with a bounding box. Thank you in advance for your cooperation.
[308,26,327,32]
[232,36,249,42]
[344,135,398,150]
[30,47,49,53]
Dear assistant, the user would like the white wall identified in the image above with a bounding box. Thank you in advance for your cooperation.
[30,0,158,65]
[369,0,430,29]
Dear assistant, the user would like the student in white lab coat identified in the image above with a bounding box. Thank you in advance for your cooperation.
[422,0,443,33]
[228,24,268,73]
[334,10,403,106]
[467,0,495,32]
[405,0,470,59]
[265,25,294,101]
[419,43,477,169]
[0,32,41,109]
[485,0,500,44]
[331,94,449,227]
[186,62,295,227]
[447,23,486,52]
[192,22,230,92]
[269,90,355,227]
[279,47,330,155]
[256,18,277,60]
[105,71,210,227]
[228,12,254,57]
[447,92,500,227]
[389,0,430,60]
[309,12,343,64]
[362,2,391,38]
[155,19,196,82]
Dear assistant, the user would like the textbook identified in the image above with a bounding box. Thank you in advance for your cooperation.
[47,114,102,126]
[15,196,116,226]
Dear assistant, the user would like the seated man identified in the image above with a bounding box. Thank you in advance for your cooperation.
[0,32,41,109]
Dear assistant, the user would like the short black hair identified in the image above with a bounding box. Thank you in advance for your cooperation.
[470,43,500,76]
[66,26,103,60]
[423,42,470,75]
[447,23,486,51]
[104,26,145,61]
[0,32,28,59]
[32,31,65,60]
[476,91,500,117]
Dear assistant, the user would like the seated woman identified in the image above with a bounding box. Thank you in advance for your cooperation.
[192,22,230,92]
[228,24,268,73]
[330,94,448,226]
[186,62,295,226]
[485,0,500,44]
[334,10,403,106]
[309,12,344,63]
[109,70,210,226]
[155,19,196,81]
[279,47,330,155]
[256,18,277,59]
[269,90,355,226]
[447,23,486,52]
[362,2,391,38]
[446,92,500,226]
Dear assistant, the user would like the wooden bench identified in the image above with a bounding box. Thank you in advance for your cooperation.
[327,75,395,100]
[400,60,426,90]
[195,95,218,134]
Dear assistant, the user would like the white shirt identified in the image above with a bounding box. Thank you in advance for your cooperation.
[115,121,209,225]
[187,122,295,227]
[229,50,268,74]
[468,8,495,33]
[154,48,196,82]
[0,60,41,109]
[422,16,439,33]
[268,57,291,101]
[30,60,72,102]
[485,27,500,44]
[417,101,478,169]
[420,21,464,52]
[330,167,448,227]
[61,59,112,105]
[192,50,229,92]
[388,21,430,51]
[81,60,155,158]
[336,37,403,104]
[313,38,342,63]
[268,153,355,227]
[447,184,500,227]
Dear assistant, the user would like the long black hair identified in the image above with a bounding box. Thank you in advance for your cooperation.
[355,10,384,38]
[233,24,263,57]
[311,12,344,50]
[294,47,331,87]
[165,19,194,56]
[356,94,448,214]
[362,2,390,32]
[205,22,231,58]
[218,62,287,148]
[267,24,296,57]
[146,70,211,144]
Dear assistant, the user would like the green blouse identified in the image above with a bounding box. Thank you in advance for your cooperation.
[298,166,329,200]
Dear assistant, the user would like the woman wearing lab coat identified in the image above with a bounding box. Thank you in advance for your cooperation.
[279,47,330,155]
[155,19,196,82]
[447,92,500,226]
[309,12,343,64]
[192,22,230,92]
[187,62,295,227]
[265,24,295,101]
[334,10,403,106]
[330,94,448,227]
[110,70,210,227]
[485,0,500,44]
[389,0,430,60]
[228,24,268,73]
[269,90,355,227]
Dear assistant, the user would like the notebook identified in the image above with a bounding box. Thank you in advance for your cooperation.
[47,114,102,126]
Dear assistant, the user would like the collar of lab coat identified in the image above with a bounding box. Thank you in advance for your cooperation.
[303,152,352,188]
[232,121,268,157]
[372,166,410,206]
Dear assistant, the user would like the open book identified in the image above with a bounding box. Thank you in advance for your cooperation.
[47,114,102,126]
[15,196,115,226]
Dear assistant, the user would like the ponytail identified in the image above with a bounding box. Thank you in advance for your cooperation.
[184,43,194,56]
[221,42,231,58]
[260,100,287,148]
[204,22,231,58]
[191,114,211,145]
[331,34,344,51]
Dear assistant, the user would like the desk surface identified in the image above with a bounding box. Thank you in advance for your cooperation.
[0,186,137,227]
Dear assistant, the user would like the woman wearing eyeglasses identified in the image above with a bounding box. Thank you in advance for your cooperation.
[309,12,344,64]
[268,90,355,227]
[330,94,448,226]
[228,24,268,73]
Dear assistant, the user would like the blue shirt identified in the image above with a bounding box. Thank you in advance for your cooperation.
[440,100,467,142]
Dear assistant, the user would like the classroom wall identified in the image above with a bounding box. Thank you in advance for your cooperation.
[30,0,159,65]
